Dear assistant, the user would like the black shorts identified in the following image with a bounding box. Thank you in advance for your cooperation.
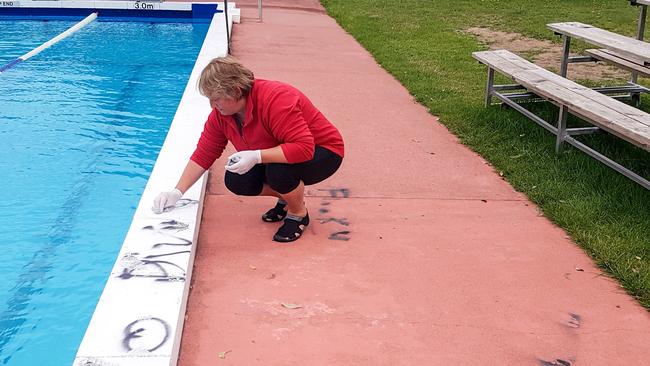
[224,145,343,196]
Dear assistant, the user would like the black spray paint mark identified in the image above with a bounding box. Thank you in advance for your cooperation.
[143,220,192,248]
[145,250,190,259]
[317,188,350,198]
[161,198,198,213]
[123,317,170,353]
[316,187,352,241]
[117,251,189,282]
[329,231,351,241]
[568,313,581,328]
[538,313,579,366]
[152,236,192,248]
[143,219,189,232]
[116,220,194,281]
[319,218,350,226]
[76,359,101,366]
[539,359,571,366]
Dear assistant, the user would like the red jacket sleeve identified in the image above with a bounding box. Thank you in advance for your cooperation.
[190,111,228,170]
[265,89,315,163]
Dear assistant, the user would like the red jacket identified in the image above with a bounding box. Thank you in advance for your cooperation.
[190,79,344,170]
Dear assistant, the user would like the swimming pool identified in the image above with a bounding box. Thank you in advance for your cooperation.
[0,18,209,365]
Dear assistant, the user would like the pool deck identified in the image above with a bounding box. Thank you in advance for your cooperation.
[178,2,650,365]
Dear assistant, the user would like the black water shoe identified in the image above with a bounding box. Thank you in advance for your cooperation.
[262,200,288,222]
[273,212,309,242]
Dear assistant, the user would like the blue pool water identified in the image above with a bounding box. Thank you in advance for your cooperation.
[0,19,208,365]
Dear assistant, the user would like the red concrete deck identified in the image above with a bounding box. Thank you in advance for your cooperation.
[178,2,650,365]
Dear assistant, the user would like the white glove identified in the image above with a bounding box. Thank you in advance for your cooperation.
[152,188,182,214]
[225,150,261,175]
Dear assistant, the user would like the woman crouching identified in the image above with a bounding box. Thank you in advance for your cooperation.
[152,56,344,243]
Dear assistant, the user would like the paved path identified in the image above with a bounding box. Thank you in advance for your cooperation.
[178,2,650,365]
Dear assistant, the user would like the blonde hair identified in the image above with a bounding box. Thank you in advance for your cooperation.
[198,56,254,100]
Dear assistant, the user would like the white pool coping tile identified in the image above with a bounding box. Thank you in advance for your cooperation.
[158,2,191,11]
[19,1,63,8]
[230,7,239,23]
[61,1,94,9]
[91,1,128,10]
[73,10,235,366]
[75,280,185,358]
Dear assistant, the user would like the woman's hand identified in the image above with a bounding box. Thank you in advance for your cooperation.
[225,150,261,174]
[152,188,183,214]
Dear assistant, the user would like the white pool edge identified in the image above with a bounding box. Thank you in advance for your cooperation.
[72,8,235,366]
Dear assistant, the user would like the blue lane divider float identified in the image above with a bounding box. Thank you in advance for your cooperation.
[0,58,22,72]
[0,12,97,74]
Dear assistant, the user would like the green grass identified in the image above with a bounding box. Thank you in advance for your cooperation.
[321,0,650,308]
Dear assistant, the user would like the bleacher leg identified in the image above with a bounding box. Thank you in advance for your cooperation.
[560,36,571,78]
[485,67,494,107]
[637,4,647,41]
[631,5,647,87]
[632,92,641,107]
[556,105,568,153]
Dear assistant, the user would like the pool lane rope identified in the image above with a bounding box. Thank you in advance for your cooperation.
[0,12,98,74]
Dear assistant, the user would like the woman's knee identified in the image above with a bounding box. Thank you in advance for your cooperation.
[265,164,300,194]
[224,172,263,196]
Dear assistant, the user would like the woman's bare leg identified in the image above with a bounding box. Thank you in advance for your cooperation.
[259,184,283,198]
[259,183,307,217]
[279,181,307,217]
